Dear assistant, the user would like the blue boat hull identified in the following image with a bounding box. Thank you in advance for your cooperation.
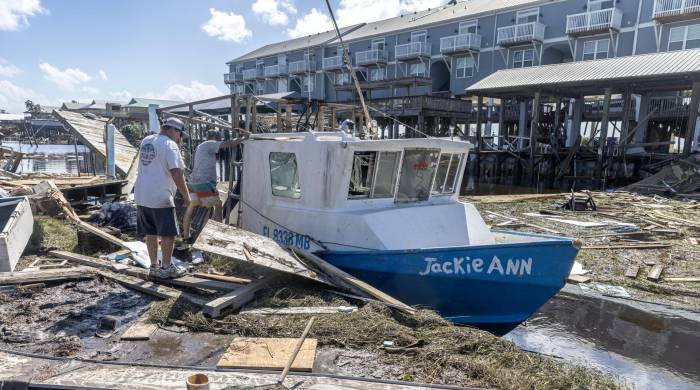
[319,231,579,335]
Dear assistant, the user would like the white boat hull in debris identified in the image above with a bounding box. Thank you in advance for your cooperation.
[0,196,34,272]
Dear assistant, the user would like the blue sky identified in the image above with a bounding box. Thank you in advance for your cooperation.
[0,0,442,113]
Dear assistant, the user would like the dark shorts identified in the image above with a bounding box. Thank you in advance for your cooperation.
[137,206,179,237]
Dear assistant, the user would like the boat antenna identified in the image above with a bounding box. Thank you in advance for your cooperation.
[324,0,376,139]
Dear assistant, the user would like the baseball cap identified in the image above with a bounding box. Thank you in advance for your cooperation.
[162,117,186,132]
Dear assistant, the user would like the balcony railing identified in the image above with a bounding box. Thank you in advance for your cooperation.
[322,55,344,71]
[440,33,482,54]
[653,0,700,20]
[395,42,431,60]
[566,8,622,35]
[223,72,242,83]
[264,64,287,78]
[496,22,545,46]
[288,60,311,74]
[649,96,690,117]
[355,49,387,65]
[242,69,259,81]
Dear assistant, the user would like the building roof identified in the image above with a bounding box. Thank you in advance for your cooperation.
[0,113,25,121]
[228,24,363,64]
[329,0,543,44]
[61,101,86,110]
[125,98,185,108]
[466,49,700,96]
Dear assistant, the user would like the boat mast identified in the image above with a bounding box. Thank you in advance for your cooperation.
[323,0,376,139]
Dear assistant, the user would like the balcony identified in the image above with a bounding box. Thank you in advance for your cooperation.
[440,33,482,54]
[288,60,311,74]
[223,72,242,84]
[653,0,700,21]
[355,49,387,65]
[496,22,545,46]
[395,42,431,61]
[322,55,344,71]
[242,69,259,81]
[566,8,622,36]
[264,64,287,78]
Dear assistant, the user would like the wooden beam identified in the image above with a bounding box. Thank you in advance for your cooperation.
[0,267,92,285]
[529,91,541,181]
[203,276,273,318]
[596,87,612,187]
[647,264,665,281]
[684,80,700,156]
[290,247,415,314]
[193,272,251,284]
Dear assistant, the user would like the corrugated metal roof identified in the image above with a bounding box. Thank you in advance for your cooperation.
[126,98,185,108]
[467,49,700,94]
[228,25,362,64]
[329,0,544,43]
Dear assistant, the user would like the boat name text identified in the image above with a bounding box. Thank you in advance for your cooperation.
[419,256,532,276]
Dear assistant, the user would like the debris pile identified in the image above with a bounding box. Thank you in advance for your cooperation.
[623,154,700,198]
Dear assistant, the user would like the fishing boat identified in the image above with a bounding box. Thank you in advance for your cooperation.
[239,131,579,334]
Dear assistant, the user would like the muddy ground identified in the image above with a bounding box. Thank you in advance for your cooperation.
[466,192,700,310]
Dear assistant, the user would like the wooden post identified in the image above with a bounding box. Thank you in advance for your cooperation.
[475,95,483,181]
[596,87,613,187]
[318,104,326,131]
[497,100,504,148]
[285,103,292,131]
[276,111,282,132]
[684,80,700,156]
[529,91,541,181]
[554,96,562,140]
[331,106,337,130]
[620,88,632,148]
[245,96,253,133]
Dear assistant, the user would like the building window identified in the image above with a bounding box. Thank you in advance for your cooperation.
[411,30,427,43]
[409,63,426,77]
[587,0,614,11]
[277,79,287,93]
[256,81,264,95]
[369,67,385,81]
[513,49,535,68]
[269,152,301,199]
[669,24,700,51]
[371,38,385,51]
[234,84,245,94]
[336,72,350,85]
[516,8,539,24]
[582,38,609,60]
[302,75,314,93]
[459,20,477,35]
[455,56,474,78]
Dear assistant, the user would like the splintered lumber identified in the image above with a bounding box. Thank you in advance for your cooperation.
[203,276,274,318]
[0,267,92,285]
[53,110,138,176]
[663,277,700,282]
[216,337,317,371]
[193,272,251,284]
[647,264,665,281]
[582,243,671,250]
[240,306,357,316]
[50,251,241,292]
[120,321,157,341]
[93,270,182,300]
[290,247,416,315]
[624,264,640,279]
[193,220,331,286]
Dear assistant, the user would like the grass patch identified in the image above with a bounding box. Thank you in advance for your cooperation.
[26,216,78,254]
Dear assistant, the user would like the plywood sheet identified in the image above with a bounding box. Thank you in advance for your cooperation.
[53,110,138,176]
[216,337,316,371]
[121,321,157,340]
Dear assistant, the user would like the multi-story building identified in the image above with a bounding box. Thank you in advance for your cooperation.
[225,0,700,102]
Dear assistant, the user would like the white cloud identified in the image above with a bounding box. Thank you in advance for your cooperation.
[286,8,333,38]
[335,0,444,26]
[252,0,297,26]
[0,58,21,78]
[201,8,252,42]
[0,0,45,31]
[0,80,47,113]
[109,90,132,102]
[39,62,92,91]
[147,81,224,102]
[98,69,108,81]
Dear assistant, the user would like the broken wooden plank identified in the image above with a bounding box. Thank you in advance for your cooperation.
[0,267,92,285]
[566,274,591,284]
[290,247,416,315]
[203,277,273,318]
[239,306,357,316]
[50,251,241,292]
[120,321,157,341]
[193,272,251,284]
[582,243,672,250]
[647,264,665,281]
[93,270,181,300]
[216,337,317,371]
[624,264,640,279]
[193,220,331,286]
[663,277,700,282]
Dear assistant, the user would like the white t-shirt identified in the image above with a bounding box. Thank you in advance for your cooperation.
[189,140,222,185]
[134,134,185,208]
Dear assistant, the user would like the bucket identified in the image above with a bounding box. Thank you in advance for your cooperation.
[186,373,209,390]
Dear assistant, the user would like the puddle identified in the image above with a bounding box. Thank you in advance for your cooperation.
[505,293,700,389]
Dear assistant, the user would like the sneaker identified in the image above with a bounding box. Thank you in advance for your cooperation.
[156,264,187,279]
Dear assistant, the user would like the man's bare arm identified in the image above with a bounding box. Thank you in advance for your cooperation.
[219,133,250,150]
[170,168,191,206]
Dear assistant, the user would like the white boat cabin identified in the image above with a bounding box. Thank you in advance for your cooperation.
[241,132,494,252]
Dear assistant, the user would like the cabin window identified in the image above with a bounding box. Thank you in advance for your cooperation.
[348,151,377,198]
[372,151,401,198]
[269,152,301,199]
[395,149,439,202]
[431,153,462,195]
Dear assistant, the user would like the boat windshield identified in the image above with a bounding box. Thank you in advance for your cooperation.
[395,148,439,202]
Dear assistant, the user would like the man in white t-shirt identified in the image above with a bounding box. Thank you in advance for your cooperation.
[133,117,191,279]
[182,129,248,241]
